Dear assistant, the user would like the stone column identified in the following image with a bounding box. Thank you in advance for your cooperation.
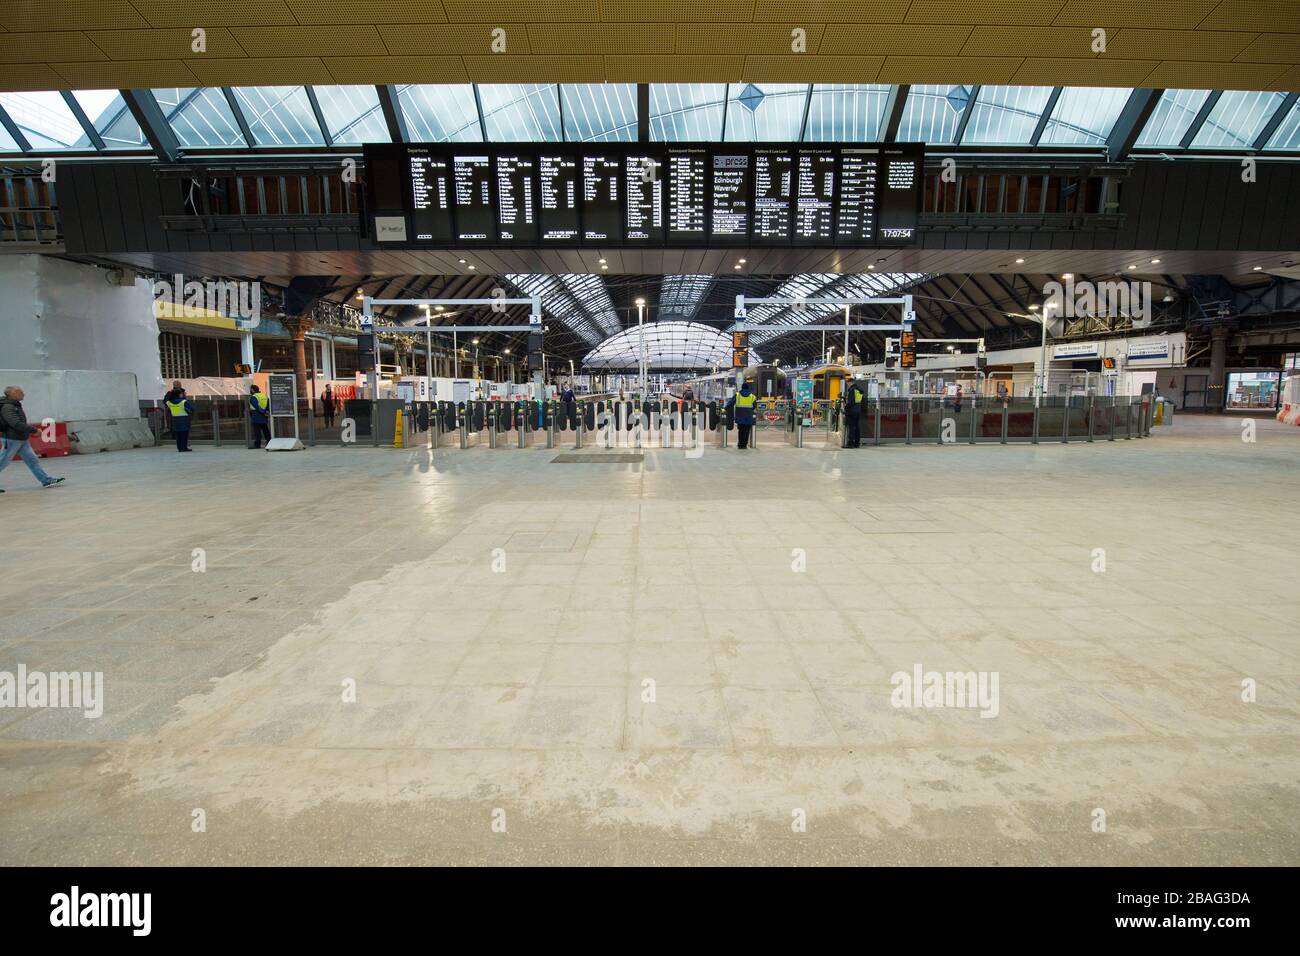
[1208,324,1228,413]
[281,314,314,400]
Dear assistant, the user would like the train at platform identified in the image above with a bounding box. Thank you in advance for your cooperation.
[669,363,852,404]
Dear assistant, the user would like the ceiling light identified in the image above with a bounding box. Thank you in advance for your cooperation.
[598,258,607,264]
[467,264,476,270]
[1015,258,1025,264]
[734,264,742,270]
[1253,265,1263,271]
[738,258,747,264]
[458,258,467,265]
[1062,273,1073,279]
[504,348,511,354]
[1128,264,1137,270]
[1029,304,1039,311]
[1150,258,1160,264]
[472,338,480,345]
[635,298,646,307]
[600,264,608,270]
[868,264,875,270]
[435,305,444,311]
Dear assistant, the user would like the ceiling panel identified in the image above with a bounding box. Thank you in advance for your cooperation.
[1,2,1294,93]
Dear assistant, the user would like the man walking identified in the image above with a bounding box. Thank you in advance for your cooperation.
[249,384,272,448]
[322,383,335,429]
[0,385,66,490]
[727,380,757,450]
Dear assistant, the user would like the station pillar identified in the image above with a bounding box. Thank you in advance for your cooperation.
[282,314,315,400]
[1208,324,1228,413]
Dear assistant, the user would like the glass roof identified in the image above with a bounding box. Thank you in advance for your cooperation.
[897,85,970,144]
[1,84,1297,156]
[963,86,1054,145]
[504,274,607,346]
[315,85,389,144]
[1135,89,1211,148]
[1192,90,1287,149]
[743,272,929,347]
[1266,99,1300,150]
[583,320,757,370]
[658,275,713,320]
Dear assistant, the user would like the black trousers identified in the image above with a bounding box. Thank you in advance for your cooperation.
[173,429,190,451]
[737,423,753,449]
[846,411,860,447]
[252,422,271,447]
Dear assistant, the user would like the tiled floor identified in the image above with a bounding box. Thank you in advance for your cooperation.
[1,414,1297,865]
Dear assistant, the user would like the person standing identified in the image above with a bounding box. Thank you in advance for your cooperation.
[842,377,865,448]
[0,386,66,491]
[954,384,964,415]
[322,383,335,429]
[249,384,272,448]
[727,380,757,450]
[163,385,194,452]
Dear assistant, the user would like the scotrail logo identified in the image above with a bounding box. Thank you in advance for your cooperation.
[1042,276,1152,329]
[152,273,261,328]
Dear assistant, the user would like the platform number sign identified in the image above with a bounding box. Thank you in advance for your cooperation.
[732,330,749,369]
[900,329,916,370]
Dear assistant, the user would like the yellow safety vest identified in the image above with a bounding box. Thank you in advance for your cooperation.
[734,393,756,409]
[252,393,269,410]
[165,399,188,417]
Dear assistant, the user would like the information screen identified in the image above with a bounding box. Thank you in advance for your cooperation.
[624,152,664,243]
[581,152,622,242]
[495,152,537,243]
[794,148,836,244]
[667,147,708,243]
[709,152,751,243]
[538,152,580,242]
[407,150,453,243]
[752,147,794,243]
[451,153,493,242]
[367,142,923,247]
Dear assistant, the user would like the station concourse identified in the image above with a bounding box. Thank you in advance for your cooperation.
[0,1,1298,878]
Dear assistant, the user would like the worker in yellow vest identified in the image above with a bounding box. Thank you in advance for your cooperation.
[727,381,758,450]
[163,384,194,453]
[842,378,865,448]
[249,385,272,448]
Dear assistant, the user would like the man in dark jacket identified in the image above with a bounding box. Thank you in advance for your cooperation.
[163,385,194,452]
[249,384,271,448]
[726,382,757,450]
[0,385,66,490]
[842,377,865,448]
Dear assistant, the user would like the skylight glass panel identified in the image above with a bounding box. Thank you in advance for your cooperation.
[962,86,1053,145]
[314,85,389,144]
[232,86,324,146]
[724,83,807,141]
[397,85,482,141]
[1264,98,1300,150]
[0,120,17,151]
[0,92,86,150]
[153,88,246,148]
[804,84,890,141]
[479,84,562,141]
[505,274,604,345]
[1191,90,1287,149]
[1134,89,1211,147]
[561,84,637,142]
[650,84,726,141]
[658,275,713,320]
[1039,87,1130,146]
[897,85,970,144]
[70,90,146,150]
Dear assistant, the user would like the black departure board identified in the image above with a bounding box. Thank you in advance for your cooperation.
[582,152,622,242]
[794,148,836,244]
[667,147,707,242]
[495,152,537,243]
[752,148,794,242]
[451,153,493,242]
[709,153,751,243]
[407,150,453,243]
[624,153,664,243]
[366,142,923,248]
[538,152,579,242]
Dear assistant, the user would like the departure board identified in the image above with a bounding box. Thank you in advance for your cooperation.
[625,153,664,243]
[709,153,751,243]
[367,142,924,248]
[794,149,836,244]
[495,152,537,243]
[752,148,794,242]
[538,152,579,242]
[407,151,453,243]
[451,154,493,242]
[581,152,622,242]
[667,147,708,242]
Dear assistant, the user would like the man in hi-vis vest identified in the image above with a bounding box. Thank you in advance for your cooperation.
[249,385,272,448]
[842,377,865,448]
[163,384,194,453]
[727,381,757,450]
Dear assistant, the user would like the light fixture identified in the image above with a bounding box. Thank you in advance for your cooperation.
[1128,264,1137,270]
[1015,258,1025,264]
[504,348,511,354]
[458,258,467,265]
[1150,258,1161,264]
[1253,265,1263,271]
[738,258,747,264]
[868,264,875,270]
[468,264,476,270]
[734,264,742,270]
[635,297,645,306]
[435,305,444,311]
[1029,304,1040,311]
[1062,273,1073,279]
[598,258,607,264]
[600,264,608,270]
[355,287,364,298]
[472,338,480,345]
